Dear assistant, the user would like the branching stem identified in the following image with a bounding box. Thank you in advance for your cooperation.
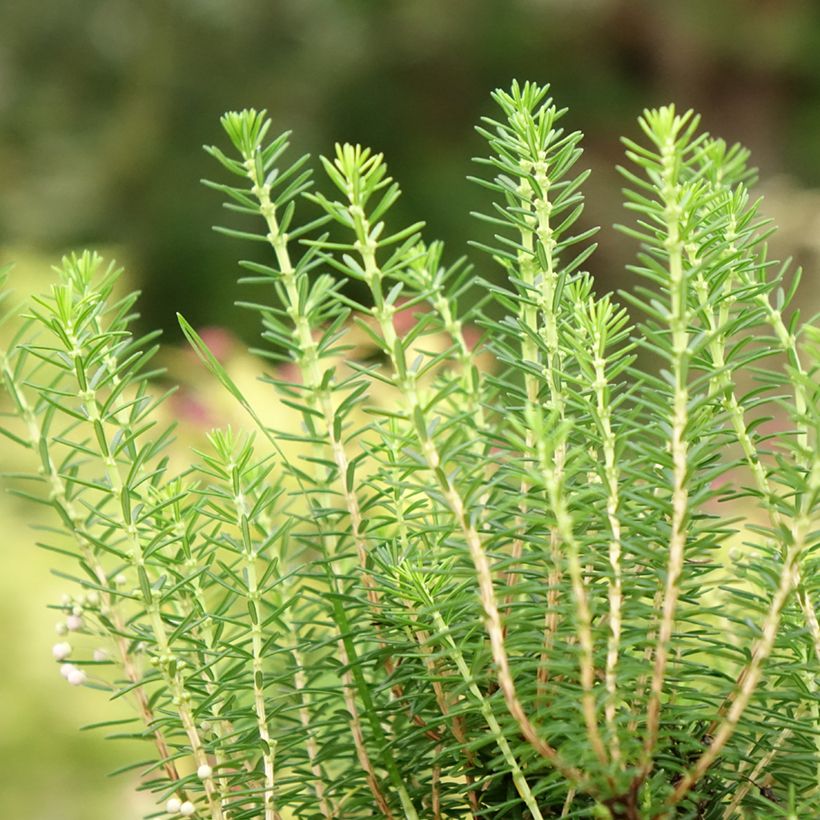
[641,133,689,778]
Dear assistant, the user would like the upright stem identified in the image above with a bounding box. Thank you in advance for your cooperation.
[93,479,218,814]
[430,610,545,820]
[245,153,416,818]
[0,355,182,786]
[669,519,807,805]
[78,384,224,820]
[343,186,585,788]
[537,428,609,771]
[641,136,689,777]
[290,638,335,820]
[401,596,480,813]
[592,335,624,765]
[694,203,820,789]
[168,499,238,793]
[528,156,570,693]
[508,169,541,608]
[230,474,277,820]
[34,286,224,816]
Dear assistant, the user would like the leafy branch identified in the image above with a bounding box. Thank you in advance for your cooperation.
[1,81,817,819]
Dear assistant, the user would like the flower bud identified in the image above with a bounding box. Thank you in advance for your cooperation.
[166,797,182,813]
[67,667,87,686]
[67,614,84,631]
[197,763,213,780]
[60,663,76,679]
[52,641,72,660]
[180,801,196,816]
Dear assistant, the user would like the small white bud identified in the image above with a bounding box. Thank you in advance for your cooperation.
[93,648,108,662]
[180,801,196,816]
[55,622,68,636]
[52,641,72,660]
[60,663,76,679]
[61,593,72,606]
[67,614,84,631]
[115,573,127,586]
[84,590,100,607]
[197,763,213,780]
[67,667,87,686]
[71,605,83,617]
[166,796,182,813]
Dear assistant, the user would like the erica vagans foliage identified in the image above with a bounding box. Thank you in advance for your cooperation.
[1,81,817,819]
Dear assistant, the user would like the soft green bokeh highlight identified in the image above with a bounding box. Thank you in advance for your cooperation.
[2,0,820,338]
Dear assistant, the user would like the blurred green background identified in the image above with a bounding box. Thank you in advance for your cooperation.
[2,1,820,817]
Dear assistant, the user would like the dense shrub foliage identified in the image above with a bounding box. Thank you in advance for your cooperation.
[1,82,817,818]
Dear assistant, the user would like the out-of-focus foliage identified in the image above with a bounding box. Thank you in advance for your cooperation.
[2,0,820,337]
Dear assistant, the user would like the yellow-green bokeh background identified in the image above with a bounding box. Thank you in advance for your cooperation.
[2,2,820,817]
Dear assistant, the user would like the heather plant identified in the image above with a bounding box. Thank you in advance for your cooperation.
[1,81,817,819]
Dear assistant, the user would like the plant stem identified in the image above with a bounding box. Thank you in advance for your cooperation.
[245,152,416,818]
[669,516,807,805]
[537,426,609,771]
[1,354,181,785]
[230,474,277,820]
[342,181,585,788]
[290,639,336,819]
[430,610,545,820]
[641,133,689,778]
[591,331,624,766]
